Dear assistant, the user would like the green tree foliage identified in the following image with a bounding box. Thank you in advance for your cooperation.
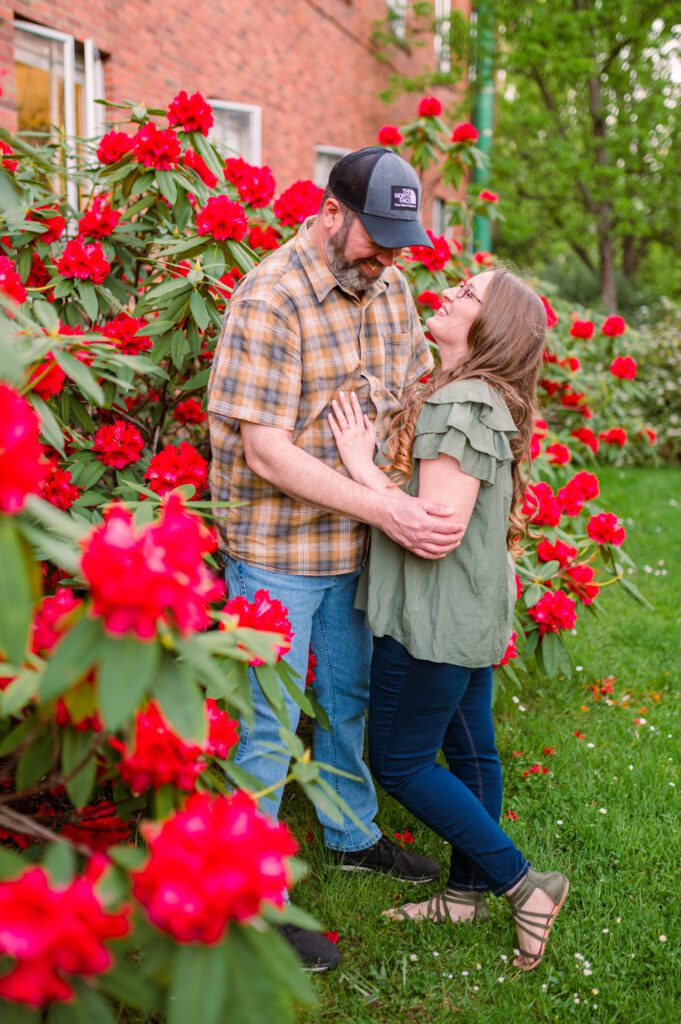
[493,0,681,311]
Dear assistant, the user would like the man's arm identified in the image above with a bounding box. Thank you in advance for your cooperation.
[240,422,465,560]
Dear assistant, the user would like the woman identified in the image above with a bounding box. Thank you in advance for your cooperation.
[328,268,569,971]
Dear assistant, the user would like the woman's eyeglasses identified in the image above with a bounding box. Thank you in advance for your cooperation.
[455,280,482,304]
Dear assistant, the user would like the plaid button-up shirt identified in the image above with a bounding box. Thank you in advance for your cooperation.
[207,218,433,575]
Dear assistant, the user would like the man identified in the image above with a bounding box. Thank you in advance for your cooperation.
[208,148,464,971]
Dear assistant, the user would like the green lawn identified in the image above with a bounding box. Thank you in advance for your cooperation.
[286,467,680,1024]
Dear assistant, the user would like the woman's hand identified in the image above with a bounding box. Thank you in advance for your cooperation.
[328,391,377,480]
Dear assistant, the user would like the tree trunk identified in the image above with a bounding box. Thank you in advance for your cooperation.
[599,231,618,312]
[622,234,639,280]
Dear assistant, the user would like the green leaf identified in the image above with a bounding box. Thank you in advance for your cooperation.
[0,668,41,716]
[0,517,33,665]
[62,727,96,808]
[221,924,315,1023]
[31,395,66,453]
[98,959,163,1014]
[540,632,561,678]
[167,943,227,1024]
[151,652,207,743]
[16,726,54,789]
[178,366,211,393]
[226,240,257,274]
[0,1003,40,1024]
[77,280,99,321]
[253,664,285,711]
[47,981,117,1024]
[33,298,60,332]
[43,839,76,885]
[189,289,210,331]
[53,348,105,405]
[170,329,190,370]
[203,243,226,280]
[0,716,34,756]
[156,169,178,205]
[191,132,226,181]
[0,845,27,879]
[523,582,543,608]
[98,634,160,731]
[40,615,102,701]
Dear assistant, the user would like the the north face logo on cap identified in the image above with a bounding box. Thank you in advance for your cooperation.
[390,185,418,211]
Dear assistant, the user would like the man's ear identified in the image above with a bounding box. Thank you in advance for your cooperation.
[321,196,343,230]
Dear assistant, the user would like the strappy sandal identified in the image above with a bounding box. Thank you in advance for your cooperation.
[505,867,569,971]
[383,886,489,924]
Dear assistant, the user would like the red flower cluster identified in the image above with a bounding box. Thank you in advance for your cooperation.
[528,589,577,635]
[504,809,519,821]
[59,800,131,852]
[536,538,577,568]
[569,319,594,340]
[417,289,442,310]
[394,829,415,844]
[546,441,571,465]
[599,427,627,446]
[144,441,208,497]
[0,139,18,172]
[587,512,626,546]
[273,179,323,226]
[29,355,66,399]
[80,494,224,638]
[174,397,206,425]
[451,121,478,143]
[28,205,66,244]
[0,865,129,1007]
[224,158,276,208]
[410,231,452,272]
[56,239,111,284]
[248,223,281,251]
[181,147,218,187]
[479,189,498,203]
[97,131,134,164]
[521,481,561,526]
[93,420,145,468]
[0,254,27,304]
[522,763,550,778]
[133,123,181,170]
[378,125,403,146]
[473,250,494,266]
[167,90,214,135]
[221,588,294,666]
[40,462,80,510]
[132,791,297,943]
[564,563,599,605]
[0,385,46,513]
[111,698,238,794]
[610,355,637,380]
[196,195,248,241]
[571,426,599,453]
[32,588,82,655]
[101,312,152,355]
[78,197,121,239]
[419,96,442,117]
[601,315,626,337]
[557,470,599,516]
[496,631,518,666]
[306,646,317,688]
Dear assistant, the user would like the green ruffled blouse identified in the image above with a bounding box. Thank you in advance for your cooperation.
[355,379,518,667]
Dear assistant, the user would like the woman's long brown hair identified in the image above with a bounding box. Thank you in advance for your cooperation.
[385,268,547,551]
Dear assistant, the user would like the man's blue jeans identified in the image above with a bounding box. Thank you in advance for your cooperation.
[368,634,528,894]
[226,558,382,852]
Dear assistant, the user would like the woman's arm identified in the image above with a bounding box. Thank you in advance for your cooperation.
[418,454,481,533]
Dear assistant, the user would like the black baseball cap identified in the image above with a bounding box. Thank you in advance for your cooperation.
[327,147,433,249]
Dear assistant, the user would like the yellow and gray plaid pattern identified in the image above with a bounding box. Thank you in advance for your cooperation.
[207,219,433,575]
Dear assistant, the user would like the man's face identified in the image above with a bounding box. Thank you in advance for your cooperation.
[325,212,402,295]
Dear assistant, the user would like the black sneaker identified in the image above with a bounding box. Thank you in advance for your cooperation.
[329,834,440,884]
[277,924,342,973]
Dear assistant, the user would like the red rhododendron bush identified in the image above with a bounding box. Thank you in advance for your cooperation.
[0,93,654,1020]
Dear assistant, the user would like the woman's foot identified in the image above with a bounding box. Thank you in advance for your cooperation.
[383,887,489,924]
[504,868,569,970]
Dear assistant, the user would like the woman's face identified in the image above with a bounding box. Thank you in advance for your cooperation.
[426,271,495,364]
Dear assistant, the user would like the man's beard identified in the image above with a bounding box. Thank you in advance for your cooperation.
[325,217,385,296]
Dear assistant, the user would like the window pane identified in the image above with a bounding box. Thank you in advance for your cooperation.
[211,107,253,160]
[14,27,86,144]
[314,149,350,188]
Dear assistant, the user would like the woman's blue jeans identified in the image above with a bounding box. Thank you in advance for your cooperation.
[226,558,382,853]
[368,634,528,894]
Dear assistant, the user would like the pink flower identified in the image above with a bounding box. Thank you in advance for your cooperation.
[601,315,626,337]
[101,313,152,356]
[451,122,478,143]
[78,197,121,239]
[569,319,594,340]
[80,494,224,639]
[521,481,561,527]
[609,355,637,380]
[273,180,323,226]
[181,148,218,188]
[587,512,626,546]
[418,97,442,117]
[97,131,134,164]
[546,442,571,465]
[0,254,27,304]
[132,791,297,943]
[196,195,248,241]
[174,397,207,425]
[93,421,145,468]
[479,189,498,203]
[0,385,46,513]
[599,427,627,447]
[536,538,577,568]
[133,123,181,170]
[378,125,403,146]
[167,91,214,135]
[56,239,111,284]
[144,441,208,498]
[221,589,294,666]
[39,464,80,511]
[410,231,452,272]
[571,427,599,453]
[528,590,577,635]
[224,158,276,208]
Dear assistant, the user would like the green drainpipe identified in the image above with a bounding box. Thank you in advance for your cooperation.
[472,0,496,253]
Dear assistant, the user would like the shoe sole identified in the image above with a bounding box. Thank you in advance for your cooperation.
[302,961,340,973]
[335,864,439,884]
[513,878,570,972]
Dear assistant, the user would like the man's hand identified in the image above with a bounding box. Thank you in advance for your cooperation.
[378,493,465,559]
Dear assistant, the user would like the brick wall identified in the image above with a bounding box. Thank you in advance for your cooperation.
[0,0,471,220]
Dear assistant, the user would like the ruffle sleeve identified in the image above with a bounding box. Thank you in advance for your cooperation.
[412,379,518,484]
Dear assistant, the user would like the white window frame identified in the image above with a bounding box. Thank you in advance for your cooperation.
[387,0,408,42]
[432,196,454,238]
[209,100,261,164]
[14,21,105,211]
[314,145,351,188]
[434,0,452,74]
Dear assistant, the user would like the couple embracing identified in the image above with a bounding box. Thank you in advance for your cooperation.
[207,148,568,974]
